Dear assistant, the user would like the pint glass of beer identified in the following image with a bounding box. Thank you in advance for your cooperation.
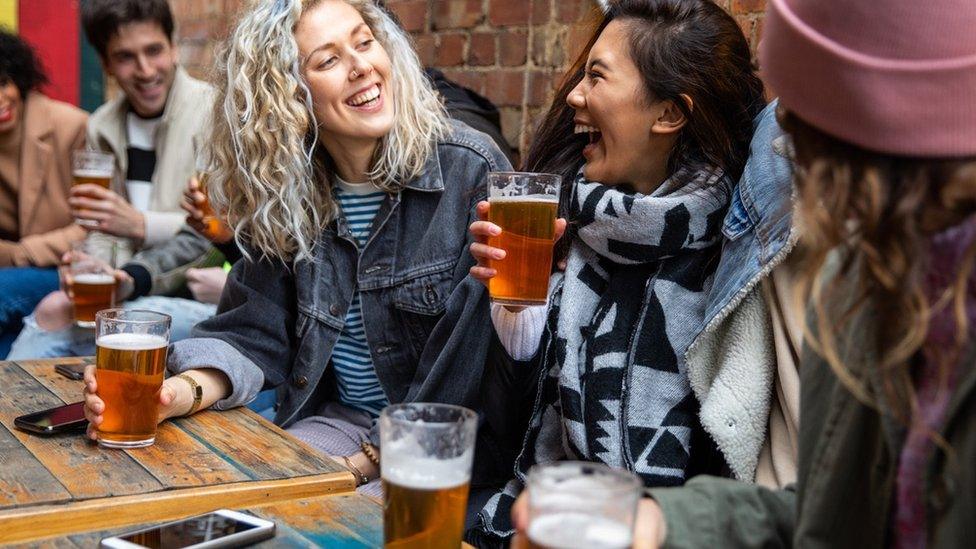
[95,309,171,449]
[379,403,477,548]
[486,172,561,306]
[65,240,118,328]
[525,462,642,549]
[72,150,114,227]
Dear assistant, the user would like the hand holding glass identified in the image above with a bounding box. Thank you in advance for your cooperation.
[95,309,171,449]
[71,150,114,227]
[64,240,117,328]
[486,172,560,306]
[525,462,642,549]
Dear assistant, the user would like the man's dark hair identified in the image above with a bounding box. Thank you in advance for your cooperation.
[0,29,49,98]
[82,0,175,58]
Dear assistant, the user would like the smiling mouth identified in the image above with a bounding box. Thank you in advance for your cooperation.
[0,105,12,123]
[135,80,163,95]
[347,84,381,108]
[574,123,602,145]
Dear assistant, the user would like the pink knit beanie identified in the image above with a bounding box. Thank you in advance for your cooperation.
[759,0,976,157]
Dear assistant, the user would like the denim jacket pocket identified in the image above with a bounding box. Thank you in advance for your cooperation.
[392,266,455,359]
[392,267,455,315]
[722,185,755,241]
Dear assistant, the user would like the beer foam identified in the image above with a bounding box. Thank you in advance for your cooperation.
[73,168,112,178]
[73,273,116,285]
[527,513,632,549]
[96,333,168,351]
[381,439,472,490]
[488,194,558,203]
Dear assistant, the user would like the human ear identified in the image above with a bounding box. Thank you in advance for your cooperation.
[651,94,692,134]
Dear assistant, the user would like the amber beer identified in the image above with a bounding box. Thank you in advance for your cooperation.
[72,169,112,189]
[95,310,171,449]
[487,196,558,305]
[195,172,233,242]
[380,403,477,549]
[382,467,470,548]
[70,273,117,327]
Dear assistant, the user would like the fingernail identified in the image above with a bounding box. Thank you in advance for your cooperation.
[490,226,501,235]
[493,251,505,259]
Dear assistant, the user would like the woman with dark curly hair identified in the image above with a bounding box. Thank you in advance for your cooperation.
[0,29,88,357]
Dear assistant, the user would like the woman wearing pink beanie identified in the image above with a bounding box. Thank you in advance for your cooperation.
[621,0,976,547]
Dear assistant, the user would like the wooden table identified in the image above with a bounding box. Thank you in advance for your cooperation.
[0,357,358,545]
[16,493,385,548]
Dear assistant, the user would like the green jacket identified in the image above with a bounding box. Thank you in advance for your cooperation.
[651,276,976,548]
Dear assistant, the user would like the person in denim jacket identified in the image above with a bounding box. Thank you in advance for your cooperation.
[81,0,513,496]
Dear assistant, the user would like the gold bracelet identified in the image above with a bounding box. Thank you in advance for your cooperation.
[342,455,369,487]
[360,441,380,467]
[175,373,203,416]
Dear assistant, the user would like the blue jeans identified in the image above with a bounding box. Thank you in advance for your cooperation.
[0,267,60,359]
[7,296,218,359]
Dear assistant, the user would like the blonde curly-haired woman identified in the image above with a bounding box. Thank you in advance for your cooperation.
[81,0,513,497]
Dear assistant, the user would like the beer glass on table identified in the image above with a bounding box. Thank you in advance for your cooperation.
[95,309,171,449]
[525,462,642,549]
[379,403,477,548]
[486,172,561,306]
[64,239,117,328]
[71,150,114,227]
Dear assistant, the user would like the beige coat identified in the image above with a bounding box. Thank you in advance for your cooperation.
[0,93,88,267]
[85,67,213,264]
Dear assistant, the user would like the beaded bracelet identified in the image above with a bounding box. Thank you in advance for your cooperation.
[360,441,380,467]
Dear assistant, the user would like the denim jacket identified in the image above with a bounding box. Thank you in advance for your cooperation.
[684,100,799,481]
[169,120,516,483]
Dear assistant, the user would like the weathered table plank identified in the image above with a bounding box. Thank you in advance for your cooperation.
[0,423,70,509]
[0,359,358,545]
[21,358,254,488]
[32,494,386,548]
[0,361,163,502]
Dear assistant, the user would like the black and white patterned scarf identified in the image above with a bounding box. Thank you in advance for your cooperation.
[474,164,731,542]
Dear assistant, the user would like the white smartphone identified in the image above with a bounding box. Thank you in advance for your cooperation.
[99,509,275,549]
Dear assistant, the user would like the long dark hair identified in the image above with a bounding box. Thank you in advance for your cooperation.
[527,0,765,261]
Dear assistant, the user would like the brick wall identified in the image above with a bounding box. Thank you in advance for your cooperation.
[169,0,767,158]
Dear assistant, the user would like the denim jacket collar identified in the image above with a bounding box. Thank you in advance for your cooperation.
[402,146,445,192]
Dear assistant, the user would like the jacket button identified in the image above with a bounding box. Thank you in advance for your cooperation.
[329,304,341,316]
[294,375,309,389]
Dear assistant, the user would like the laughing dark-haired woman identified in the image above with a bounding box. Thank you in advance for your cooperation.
[0,30,87,358]
[465,0,766,544]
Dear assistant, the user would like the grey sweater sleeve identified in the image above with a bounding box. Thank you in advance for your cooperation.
[167,337,265,411]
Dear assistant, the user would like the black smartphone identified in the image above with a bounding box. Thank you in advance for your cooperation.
[55,362,87,381]
[14,401,88,434]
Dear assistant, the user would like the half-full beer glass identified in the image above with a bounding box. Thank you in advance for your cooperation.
[487,172,560,306]
[379,403,477,548]
[95,309,171,449]
[526,462,642,549]
[65,239,117,328]
[72,150,114,227]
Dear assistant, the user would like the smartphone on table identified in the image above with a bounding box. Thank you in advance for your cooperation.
[99,510,275,548]
[14,401,87,434]
[55,362,88,380]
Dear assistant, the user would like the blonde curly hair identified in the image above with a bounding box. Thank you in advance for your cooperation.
[206,0,448,262]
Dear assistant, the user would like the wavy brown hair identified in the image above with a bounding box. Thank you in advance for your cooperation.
[786,112,976,424]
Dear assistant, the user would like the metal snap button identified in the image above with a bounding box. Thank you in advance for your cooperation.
[294,375,309,388]
[329,304,341,316]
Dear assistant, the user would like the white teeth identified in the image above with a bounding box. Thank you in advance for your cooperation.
[574,124,600,134]
[349,85,380,106]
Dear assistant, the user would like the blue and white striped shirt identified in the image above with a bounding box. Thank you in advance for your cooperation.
[332,178,389,417]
